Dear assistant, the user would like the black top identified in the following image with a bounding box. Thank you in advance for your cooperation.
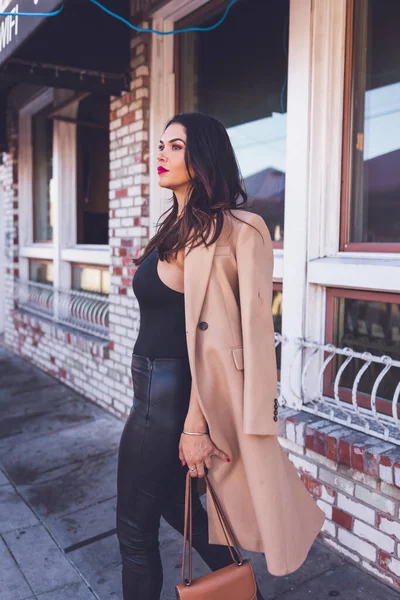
[132,247,188,359]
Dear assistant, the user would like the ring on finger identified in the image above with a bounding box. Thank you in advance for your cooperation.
[189,466,197,472]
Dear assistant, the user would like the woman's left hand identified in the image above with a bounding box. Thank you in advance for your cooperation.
[179,433,230,478]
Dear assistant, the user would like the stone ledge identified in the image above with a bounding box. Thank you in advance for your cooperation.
[279,407,400,490]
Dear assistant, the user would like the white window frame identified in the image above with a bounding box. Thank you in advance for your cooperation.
[305,0,400,296]
[18,87,110,303]
[281,0,350,408]
[148,0,285,277]
[149,1,206,237]
[18,87,55,286]
[53,90,110,292]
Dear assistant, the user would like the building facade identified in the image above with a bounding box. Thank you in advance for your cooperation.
[1,0,400,589]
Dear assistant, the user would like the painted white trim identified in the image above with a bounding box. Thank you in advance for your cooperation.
[308,256,400,293]
[53,118,77,299]
[151,0,210,20]
[61,247,110,266]
[280,0,313,409]
[281,0,348,407]
[20,246,54,260]
[336,250,400,261]
[307,0,347,262]
[19,88,54,115]
[18,89,54,283]
[18,88,54,249]
[303,0,347,356]
[149,19,176,237]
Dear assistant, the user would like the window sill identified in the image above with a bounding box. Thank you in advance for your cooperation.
[20,245,54,260]
[19,243,54,260]
[61,246,110,266]
[308,255,400,293]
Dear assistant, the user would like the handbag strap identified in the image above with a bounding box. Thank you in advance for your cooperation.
[181,470,244,586]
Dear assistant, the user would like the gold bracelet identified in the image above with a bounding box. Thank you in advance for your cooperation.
[182,431,208,436]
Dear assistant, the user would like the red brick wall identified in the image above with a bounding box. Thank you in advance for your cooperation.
[1,105,19,349]
[107,24,151,416]
[279,407,400,590]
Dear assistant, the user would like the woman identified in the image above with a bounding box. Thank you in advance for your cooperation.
[116,113,325,600]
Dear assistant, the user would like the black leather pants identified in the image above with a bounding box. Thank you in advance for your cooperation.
[116,353,264,600]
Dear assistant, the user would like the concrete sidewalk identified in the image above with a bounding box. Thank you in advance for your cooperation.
[0,341,398,600]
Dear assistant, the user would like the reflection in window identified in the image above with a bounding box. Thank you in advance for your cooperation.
[32,105,54,242]
[76,94,110,245]
[29,260,54,284]
[272,288,283,370]
[177,0,289,243]
[346,0,400,245]
[332,294,400,404]
[72,264,110,295]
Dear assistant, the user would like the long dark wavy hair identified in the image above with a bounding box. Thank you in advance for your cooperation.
[133,112,255,266]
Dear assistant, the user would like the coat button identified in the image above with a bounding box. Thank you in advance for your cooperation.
[198,321,208,331]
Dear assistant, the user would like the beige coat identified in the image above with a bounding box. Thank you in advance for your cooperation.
[183,209,325,577]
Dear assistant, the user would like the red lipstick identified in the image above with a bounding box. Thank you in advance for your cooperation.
[157,166,168,174]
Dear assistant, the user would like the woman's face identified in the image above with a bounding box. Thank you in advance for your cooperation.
[157,123,193,192]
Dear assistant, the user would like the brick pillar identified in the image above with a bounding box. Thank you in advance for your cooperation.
[107,24,151,416]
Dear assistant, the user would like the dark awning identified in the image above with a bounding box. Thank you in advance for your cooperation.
[0,0,130,95]
[0,1,63,66]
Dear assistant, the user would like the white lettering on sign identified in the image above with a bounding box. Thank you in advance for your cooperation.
[0,0,40,10]
[0,4,19,53]
[0,4,19,54]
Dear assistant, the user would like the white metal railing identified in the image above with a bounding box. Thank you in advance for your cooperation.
[10,283,400,444]
[14,279,109,340]
[275,333,400,446]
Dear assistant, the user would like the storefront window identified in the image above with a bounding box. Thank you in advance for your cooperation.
[32,105,54,243]
[326,289,400,415]
[72,264,110,295]
[342,0,400,250]
[29,260,54,284]
[176,0,289,245]
[76,94,110,245]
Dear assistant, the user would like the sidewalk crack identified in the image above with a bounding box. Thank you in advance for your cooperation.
[1,533,37,598]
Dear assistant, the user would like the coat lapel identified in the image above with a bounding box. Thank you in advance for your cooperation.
[184,227,217,361]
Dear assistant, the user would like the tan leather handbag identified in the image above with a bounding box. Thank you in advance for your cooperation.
[175,470,257,599]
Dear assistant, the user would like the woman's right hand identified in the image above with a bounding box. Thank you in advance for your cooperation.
[179,433,231,478]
